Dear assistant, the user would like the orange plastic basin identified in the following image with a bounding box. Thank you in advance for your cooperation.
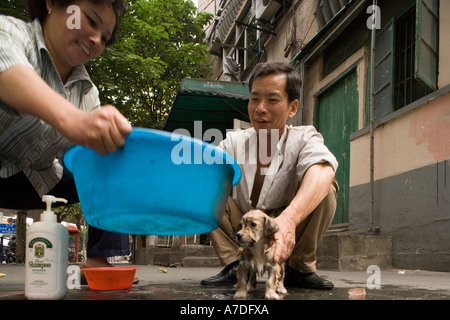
[83,267,140,291]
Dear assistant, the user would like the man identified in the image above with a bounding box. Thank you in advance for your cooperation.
[201,62,339,289]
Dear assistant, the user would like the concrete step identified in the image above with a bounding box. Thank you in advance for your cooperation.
[181,245,221,267]
[182,244,217,257]
[135,244,221,267]
[182,256,221,267]
[316,232,392,271]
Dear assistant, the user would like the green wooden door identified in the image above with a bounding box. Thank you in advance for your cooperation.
[315,71,359,224]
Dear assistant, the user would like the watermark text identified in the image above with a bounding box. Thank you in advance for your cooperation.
[66,5,81,29]
[366,5,381,30]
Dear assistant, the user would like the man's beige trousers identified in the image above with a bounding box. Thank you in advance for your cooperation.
[209,179,338,273]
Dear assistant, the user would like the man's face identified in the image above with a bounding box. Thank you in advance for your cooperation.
[248,73,298,138]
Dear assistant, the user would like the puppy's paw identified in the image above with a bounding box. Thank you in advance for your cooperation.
[277,284,287,295]
[234,290,247,299]
[265,289,281,300]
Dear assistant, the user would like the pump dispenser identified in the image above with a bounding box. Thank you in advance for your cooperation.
[25,195,69,300]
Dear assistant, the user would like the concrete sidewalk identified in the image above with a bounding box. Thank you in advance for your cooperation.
[1,263,449,300]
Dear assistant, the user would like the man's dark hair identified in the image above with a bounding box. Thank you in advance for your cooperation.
[27,0,127,46]
[248,62,302,104]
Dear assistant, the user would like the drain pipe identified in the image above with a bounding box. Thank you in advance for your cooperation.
[369,0,378,232]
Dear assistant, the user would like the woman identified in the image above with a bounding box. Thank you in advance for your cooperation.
[0,0,132,270]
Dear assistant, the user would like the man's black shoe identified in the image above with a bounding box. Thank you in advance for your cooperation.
[284,268,334,290]
[200,261,238,286]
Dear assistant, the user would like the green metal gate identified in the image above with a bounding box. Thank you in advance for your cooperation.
[315,70,359,224]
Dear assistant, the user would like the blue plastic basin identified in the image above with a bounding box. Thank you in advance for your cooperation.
[63,128,241,235]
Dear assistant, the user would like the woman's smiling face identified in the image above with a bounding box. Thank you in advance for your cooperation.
[43,0,115,78]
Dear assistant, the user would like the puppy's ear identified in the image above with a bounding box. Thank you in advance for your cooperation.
[264,217,279,236]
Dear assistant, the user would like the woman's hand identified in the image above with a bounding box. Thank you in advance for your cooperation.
[61,105,132,156]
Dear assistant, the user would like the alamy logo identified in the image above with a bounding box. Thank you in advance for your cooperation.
[67,265,81,289]
[66,5,81,29]
[171,121,280,175]
[366,5,381,30]
[366,265,381,289]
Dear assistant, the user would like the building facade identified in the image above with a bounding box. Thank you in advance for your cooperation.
[203,0,450,271]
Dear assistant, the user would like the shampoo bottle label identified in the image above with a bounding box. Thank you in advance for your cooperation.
[26,236,57,291]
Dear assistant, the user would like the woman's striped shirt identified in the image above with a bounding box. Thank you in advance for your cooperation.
[0,16,100,196]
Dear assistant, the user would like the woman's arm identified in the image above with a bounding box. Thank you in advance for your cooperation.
[0,65,131,155]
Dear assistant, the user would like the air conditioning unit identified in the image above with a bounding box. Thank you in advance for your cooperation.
[255,0,281,22]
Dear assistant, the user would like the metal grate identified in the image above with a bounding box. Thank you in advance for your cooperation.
[393,7,432,110]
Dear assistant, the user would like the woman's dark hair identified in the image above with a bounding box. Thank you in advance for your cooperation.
[248,62,302,104]
[27,0,127,46]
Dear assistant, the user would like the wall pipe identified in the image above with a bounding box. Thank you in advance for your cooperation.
[369,0,378,232]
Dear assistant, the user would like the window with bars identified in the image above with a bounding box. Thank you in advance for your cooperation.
[393,8,432,111]
[373,0,438,119]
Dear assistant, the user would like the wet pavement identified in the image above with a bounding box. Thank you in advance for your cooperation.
[1,263,449,301]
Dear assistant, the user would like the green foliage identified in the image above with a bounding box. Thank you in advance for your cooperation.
[88,0,213,129]
[0,0,28,21]
[54,203,84,228]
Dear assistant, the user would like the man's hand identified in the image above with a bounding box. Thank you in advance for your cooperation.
[273,213,297,264]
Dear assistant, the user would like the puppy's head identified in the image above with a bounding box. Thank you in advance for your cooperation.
[235,210,279,246]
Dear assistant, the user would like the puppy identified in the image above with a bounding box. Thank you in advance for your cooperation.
[234,210,287,300]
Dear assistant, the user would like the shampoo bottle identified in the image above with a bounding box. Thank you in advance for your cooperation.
[25,195,69,300]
